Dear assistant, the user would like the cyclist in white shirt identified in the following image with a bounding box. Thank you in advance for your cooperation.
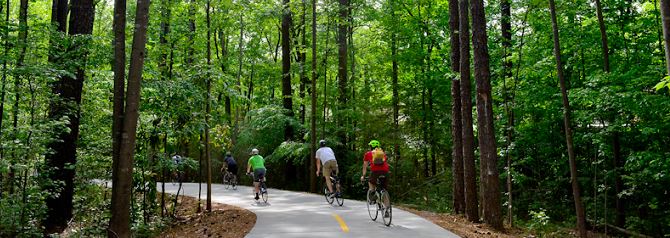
[315,140,339,198]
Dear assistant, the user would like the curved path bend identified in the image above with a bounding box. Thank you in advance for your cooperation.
[160,182,460,238]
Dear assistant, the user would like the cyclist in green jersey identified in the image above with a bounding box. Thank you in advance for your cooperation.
[246,148,266,200]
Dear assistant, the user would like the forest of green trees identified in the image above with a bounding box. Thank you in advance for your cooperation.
[0,0,669,237]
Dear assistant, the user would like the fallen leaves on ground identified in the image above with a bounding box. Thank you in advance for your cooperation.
[399,206,526,238]
[158,195,255,238]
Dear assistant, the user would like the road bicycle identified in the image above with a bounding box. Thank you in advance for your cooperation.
[248,172,268,203]
[322,172,344,206]
[365,175,392,226]
[222,170,238,190]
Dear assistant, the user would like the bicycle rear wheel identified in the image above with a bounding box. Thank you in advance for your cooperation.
[380,190,392,226]
[224,174,231,189]
[261,183,268,203]
[231,176,237,190]
[324,186,334,204]
[367,190,378,221]
[335,182,343,206]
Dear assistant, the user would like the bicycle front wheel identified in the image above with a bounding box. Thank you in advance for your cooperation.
[380,190,392,226]
[367,190,378,221]
[231,176,238,190]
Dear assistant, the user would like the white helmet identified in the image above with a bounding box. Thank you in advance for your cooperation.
[251,148,259,155]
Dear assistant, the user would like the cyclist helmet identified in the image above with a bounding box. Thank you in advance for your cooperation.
[225,151,232,156]
[368,140,380,148]
[251,148,259,155]
[319,139,327,147]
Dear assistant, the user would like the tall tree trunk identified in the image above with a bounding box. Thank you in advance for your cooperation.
[548,1,587,237]
[459,0,479,223]
[472,0,502,230]
[309,0,317,193]
[337,0,349,145]
[43,0,93,233]
[390,0,401,185]
[281,0,293,140]
[594,0,626,228]
[9,0,29,196]
[158,0,171,81]
[500,0,514,226]
[218,30,232,120]
[0,0,9,162]
[109,0,126,231]
[299,0,307,125]
[233,13,244,145]
[613,133,625,228]
[205,0,212,212]
[448,0,465,215]
[595,0,610,73]
[281,0,294,140]
[109,0,150,236]
[348,5,356,151]
[661,0,670,74]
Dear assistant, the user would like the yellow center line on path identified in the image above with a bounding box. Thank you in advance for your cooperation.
[332,214,350,232]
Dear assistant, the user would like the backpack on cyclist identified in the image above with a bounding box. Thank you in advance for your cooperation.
[372,148,385,165]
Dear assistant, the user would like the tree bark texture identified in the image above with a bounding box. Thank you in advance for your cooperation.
[0,0,8,161]
[281,0,294,140]
[448,0,464,215]
[459,0,479,223]
[205,0,212,212]
[337,0,349,145]
[310,0,318,193]
[548,1,587,237]
[662,0,670,74]
[109,0,127,232]
[44,0,95,233]
[109,0,150,236]
[471,0,502,229]
[595,0,610,72]
[501,0,514,226]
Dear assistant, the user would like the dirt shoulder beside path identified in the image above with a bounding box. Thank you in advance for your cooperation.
[399,206,526,238]
[158,194,256,238]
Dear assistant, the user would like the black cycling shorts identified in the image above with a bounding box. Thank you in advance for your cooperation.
[253,168,266,182]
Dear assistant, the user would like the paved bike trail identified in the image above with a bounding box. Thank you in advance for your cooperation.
[160,182,460,238]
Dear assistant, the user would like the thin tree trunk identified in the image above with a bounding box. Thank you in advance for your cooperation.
[391,0,401,186]
[108,0,150,236]
[594,0,626,228]
[459,0,479,223]
[595,0,610,72]
[500,0,514,226]
[448,0,464,215]
[309,0,317,193]
[158,0,171,81]
[472,0,502,229]
[205,0,212,212]
[0,0,10,162]
[234,13,243,145]
[655,0,664,54]
[299,0,307,125]
[109,0,127,232]
[548,1,587,237]
[613,133,625,228]
[282,0,294,140]
[337,0,349,145]
[661,0,670,74]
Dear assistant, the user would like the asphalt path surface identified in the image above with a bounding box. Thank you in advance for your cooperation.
[160,182,460,238]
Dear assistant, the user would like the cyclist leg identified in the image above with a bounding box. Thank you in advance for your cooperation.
[323,160,336,194]
[253,169,263,198]
[229,164,238,180]
[369,171,380,200]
